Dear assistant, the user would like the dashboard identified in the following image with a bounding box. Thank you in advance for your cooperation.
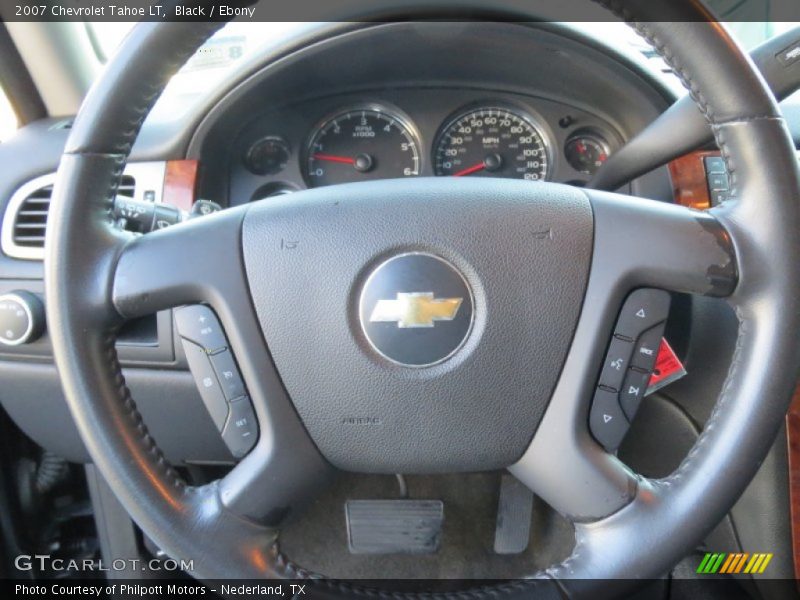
[228,90,623,203]
[189,22,676,209]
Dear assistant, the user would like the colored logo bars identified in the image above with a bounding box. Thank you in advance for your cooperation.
[697,552,773,575]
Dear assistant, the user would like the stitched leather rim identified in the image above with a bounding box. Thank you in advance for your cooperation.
[45,1,800,596]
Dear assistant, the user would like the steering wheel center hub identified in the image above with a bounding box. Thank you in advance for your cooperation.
[242,178,594,472]
[359,252,474,367]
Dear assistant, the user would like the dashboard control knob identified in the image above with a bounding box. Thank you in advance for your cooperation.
[0,291,45,346]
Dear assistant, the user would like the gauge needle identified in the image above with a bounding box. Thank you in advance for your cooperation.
[452,162,487,177]
[313,153,356,165]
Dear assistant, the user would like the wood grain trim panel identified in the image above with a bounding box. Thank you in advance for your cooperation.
[162,159,198,212]
[667,150,719,210]
[788,385,800,580]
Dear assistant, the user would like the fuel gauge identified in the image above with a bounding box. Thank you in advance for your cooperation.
[564,132,610,175]
[244,136,291,176]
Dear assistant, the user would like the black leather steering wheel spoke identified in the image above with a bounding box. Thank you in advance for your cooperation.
[45,3,800,593]
[512,189,737,521]
[112,206,333,524]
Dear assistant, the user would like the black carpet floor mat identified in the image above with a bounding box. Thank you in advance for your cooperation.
[279,471,574,579]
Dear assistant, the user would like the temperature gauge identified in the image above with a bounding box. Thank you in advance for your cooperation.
[564,132,610,176]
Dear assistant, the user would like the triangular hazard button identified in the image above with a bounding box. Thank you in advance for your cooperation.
[636,308,646,318]
[603,414,613,423]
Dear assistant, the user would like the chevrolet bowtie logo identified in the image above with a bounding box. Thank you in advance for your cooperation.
[370,292,463,328]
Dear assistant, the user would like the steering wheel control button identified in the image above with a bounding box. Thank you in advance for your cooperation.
[209,350,246,400]
[707,172,729,192]
[174,305,227,354]
[619,369,651,421]
[630,323,666,372]
[177,303,255,457]
[702,156,732,205]
[614,289,671,341]
[359,253,474,367]
[703,156,727,174]
[589,388,629,452]
[221,397,258,458]
[182,340,229,430]
[0,291,45,346]
[597,337,633,391]
[591,288,672,449]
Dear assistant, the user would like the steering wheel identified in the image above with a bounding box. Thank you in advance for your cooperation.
[45,0,800,595]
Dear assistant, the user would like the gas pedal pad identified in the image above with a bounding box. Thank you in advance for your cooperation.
[493,473,534,555]
[345,499,444,555]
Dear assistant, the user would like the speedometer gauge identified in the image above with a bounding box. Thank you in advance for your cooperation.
[305,107,421,188]
[434,107,550,181]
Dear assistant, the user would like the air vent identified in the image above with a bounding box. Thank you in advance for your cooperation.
[12,183,52,249]
[2,162,165,261]
[5,175,136,253]
[116,175,136,199]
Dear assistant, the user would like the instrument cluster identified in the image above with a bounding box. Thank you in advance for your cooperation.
[233,95,622,202]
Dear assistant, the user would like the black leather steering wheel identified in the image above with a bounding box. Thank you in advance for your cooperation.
[45,1,800,596]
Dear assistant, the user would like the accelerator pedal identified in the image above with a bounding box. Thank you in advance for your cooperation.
[345,499,444,555]
[493,473,534,554]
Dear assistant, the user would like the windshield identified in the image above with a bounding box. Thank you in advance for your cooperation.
[89,20,796,62]
[87,20,798,112]
[1,19,794,140]
[89,20,798,66]
[90,22,303,96]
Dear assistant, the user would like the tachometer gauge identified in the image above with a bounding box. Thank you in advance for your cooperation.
[434,107,550,181]
[305,107,421,187]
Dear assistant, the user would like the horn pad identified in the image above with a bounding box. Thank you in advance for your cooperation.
[242,178,593,472]
[359,252,475,368]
